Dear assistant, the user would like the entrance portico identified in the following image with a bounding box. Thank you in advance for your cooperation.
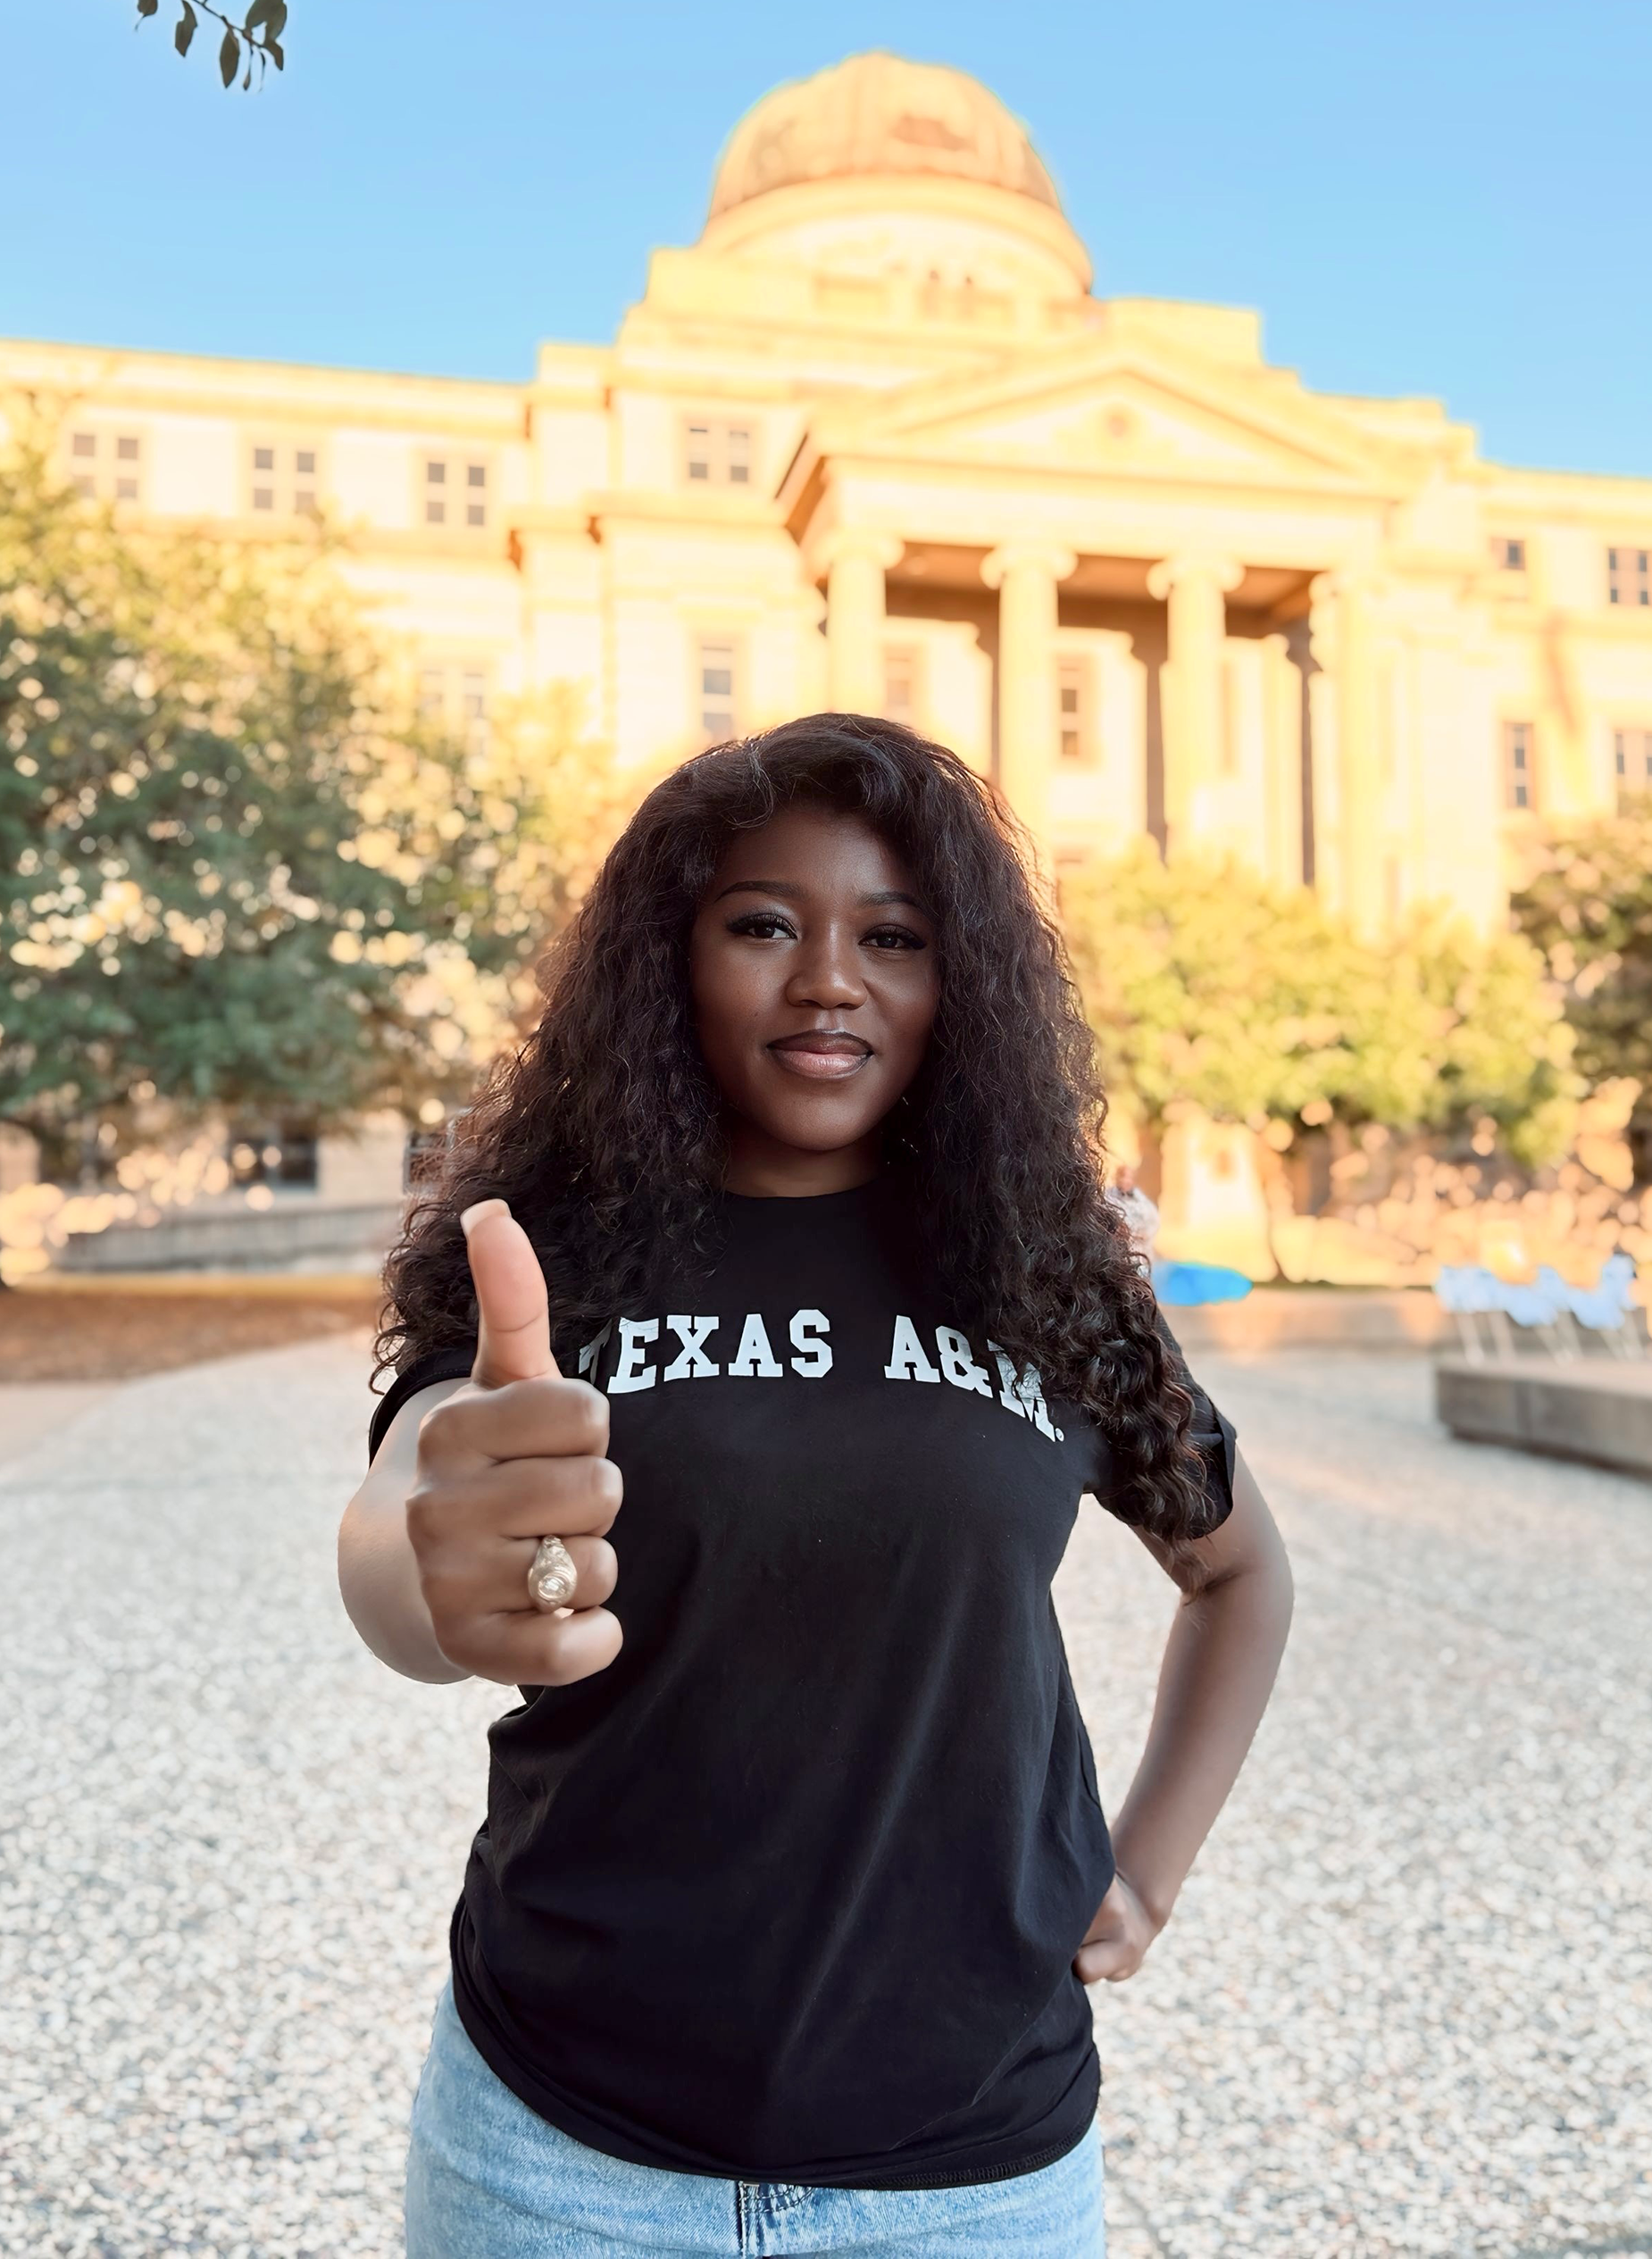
[780,315,1449,921]
[798,505,1358,905]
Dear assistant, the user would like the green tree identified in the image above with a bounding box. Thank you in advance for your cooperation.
[1512,804,1652,1181]
[134,0,286,91]
[0,435,608,1178]
[1061,845,1576,1164]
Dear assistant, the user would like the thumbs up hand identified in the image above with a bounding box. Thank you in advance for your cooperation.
[406,1200,622,1686]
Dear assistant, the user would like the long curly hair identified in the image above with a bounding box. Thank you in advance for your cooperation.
[380,713,1216,1539]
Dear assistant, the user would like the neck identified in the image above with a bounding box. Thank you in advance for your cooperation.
[722,1121,882,1199]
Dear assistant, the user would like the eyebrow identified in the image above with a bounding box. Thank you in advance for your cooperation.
[713,879,932,915]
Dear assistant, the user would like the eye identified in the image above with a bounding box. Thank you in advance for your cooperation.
[726,909,797,941]
[863,923,927,952]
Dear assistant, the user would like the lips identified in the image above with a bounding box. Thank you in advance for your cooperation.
[767,1030,872,1081]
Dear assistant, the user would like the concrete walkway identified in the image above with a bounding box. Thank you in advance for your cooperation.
[0,1339,1648,2257]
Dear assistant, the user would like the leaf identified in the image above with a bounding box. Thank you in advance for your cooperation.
[136,0,159,17]
[219,26,239,84]
[264,0,287,36]
[265,36,283,67]
[173,1,196,55]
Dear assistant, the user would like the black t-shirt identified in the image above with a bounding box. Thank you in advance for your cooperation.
[369,1180,1234,2189]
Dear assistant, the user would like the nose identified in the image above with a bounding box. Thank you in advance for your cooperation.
[785,923,866,1011]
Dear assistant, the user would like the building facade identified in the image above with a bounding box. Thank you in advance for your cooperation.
[5,49,1652,938]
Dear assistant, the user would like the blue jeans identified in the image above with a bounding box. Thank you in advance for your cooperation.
[405,1984,1105,2256]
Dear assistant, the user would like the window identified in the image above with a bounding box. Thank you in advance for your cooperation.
[698,640,737,741]
[1057,659,1088,762]
[417,662,490,748]
[1503,720,1536,811]
[1607,546,1650,607]
[248,440,320,518]
[421,455,489,529]
[1614,726,1652,805]
[683,421,756,488]
[1491,537,1526,573]
[883,647,919,727]
[228,1121,318,1190]
[66,429,142,504]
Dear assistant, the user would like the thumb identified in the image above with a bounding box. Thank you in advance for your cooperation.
[460,1199,559,1387]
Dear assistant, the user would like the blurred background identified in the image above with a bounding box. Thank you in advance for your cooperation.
[2,8,1649,2257]
[4,0,1652,1332]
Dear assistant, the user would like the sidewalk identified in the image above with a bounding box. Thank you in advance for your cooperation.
[1,1338,1648,2256]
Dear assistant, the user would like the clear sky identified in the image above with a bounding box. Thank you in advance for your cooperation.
[9,0,1651,476]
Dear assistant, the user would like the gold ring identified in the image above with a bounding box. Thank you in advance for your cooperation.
[528,1534,578,1612]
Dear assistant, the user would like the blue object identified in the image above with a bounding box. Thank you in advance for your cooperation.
[1153,1260,1254,1307]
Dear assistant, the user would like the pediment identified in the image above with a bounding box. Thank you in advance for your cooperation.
[802,337,1422,496]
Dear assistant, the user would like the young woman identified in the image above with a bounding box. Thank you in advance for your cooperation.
[339,714,1293,2258]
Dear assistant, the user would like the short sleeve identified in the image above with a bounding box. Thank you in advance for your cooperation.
[367,1343,476,1463]
[1090,1317,1237,1533]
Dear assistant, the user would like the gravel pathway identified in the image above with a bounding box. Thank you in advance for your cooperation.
[1,1339,1648,2257]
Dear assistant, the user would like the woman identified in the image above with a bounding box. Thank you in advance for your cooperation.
[339,714,1293,2257]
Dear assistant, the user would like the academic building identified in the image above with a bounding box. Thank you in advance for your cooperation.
[6,47,1652,945]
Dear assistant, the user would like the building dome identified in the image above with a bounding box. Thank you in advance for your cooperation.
[709,53,1063,221]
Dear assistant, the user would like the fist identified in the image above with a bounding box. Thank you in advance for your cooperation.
[1073,1873,1160,1986]
[406,1199,623,1687]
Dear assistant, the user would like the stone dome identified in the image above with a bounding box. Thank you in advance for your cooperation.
[708,53,1063,221]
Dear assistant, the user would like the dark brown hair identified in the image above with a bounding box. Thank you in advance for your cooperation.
[380,713,1216,1539]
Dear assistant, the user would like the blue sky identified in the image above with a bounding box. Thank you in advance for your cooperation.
[9,0,1651,476]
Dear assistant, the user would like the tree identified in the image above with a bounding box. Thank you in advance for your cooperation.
[134,0,286,90]
[1512,804,1652,1182]
[1060,845,1576,1165]
[0,433,615,1180]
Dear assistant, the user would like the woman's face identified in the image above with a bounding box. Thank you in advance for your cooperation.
[689,804,939,1194]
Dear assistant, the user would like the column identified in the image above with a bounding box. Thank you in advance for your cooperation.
[1147,551,1242,857]
[981,540,1076,845]
[1261,632,1304,888]
[1311,572,1384,937]
[820,530,903,715]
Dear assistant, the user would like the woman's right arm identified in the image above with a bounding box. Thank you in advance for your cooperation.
[337,1200,624,1689]
[338,1380,473,1684]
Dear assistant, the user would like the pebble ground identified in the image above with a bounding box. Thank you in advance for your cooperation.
[0,1339,1648,2257]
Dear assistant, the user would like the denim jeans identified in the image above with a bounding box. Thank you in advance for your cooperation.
[405,1983,1106,2256]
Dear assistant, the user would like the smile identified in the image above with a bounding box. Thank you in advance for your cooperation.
[766,1033,872,1081]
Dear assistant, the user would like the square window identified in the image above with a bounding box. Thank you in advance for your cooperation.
[115,435,139,463]
[699,641,737,738]
[884,649,917,722]
[1493,537,1525,572]
[253,488,274,511]
[418,668,446,717]
[254,446,275,472]
[1057,661,1087,761]
[466,503,486,527]
[73,475,96,499]
[461,671,487,721]
[1504,720,1535,812]
[295,449,316,476]
[1615,726,1652,804]
[71,431,96,458]
[727,428,751,485]
[466,463,486,488]
[426,499,446,525]
[426,460,446,485]
[1606,546,1652,607]
[115,478,138,501]
[295,488,316,515]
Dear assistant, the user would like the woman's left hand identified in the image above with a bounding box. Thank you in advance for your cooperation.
[1073,1873,1160,1985]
